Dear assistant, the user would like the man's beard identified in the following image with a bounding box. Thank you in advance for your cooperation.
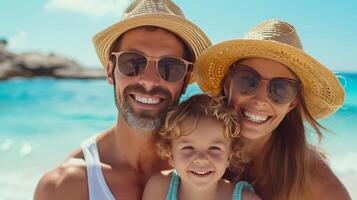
[114,84,177,131]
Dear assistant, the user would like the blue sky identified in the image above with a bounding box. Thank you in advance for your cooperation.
[1,0,356,71]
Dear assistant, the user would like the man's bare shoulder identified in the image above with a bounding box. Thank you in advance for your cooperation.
[34,158,88,200]
[309,150,351,200]
[68,128,114,159]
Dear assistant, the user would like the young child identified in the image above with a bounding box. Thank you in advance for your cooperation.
[143,94,261,200]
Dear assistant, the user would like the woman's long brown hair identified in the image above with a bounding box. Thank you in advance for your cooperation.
[222,70,326,200]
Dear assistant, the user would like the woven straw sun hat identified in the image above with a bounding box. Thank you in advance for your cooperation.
[194,19,345,119]
[93,0,211,77]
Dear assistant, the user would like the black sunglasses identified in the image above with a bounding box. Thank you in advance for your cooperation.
[111,51,193,82]
[229,63,302,104]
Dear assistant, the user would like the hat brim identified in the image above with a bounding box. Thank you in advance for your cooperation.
[194,39,345,119]
[93,13,211,83]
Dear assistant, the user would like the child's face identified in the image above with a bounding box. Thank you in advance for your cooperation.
[171,116,231,189]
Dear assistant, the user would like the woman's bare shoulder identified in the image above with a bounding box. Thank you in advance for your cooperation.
[309,149,351,199]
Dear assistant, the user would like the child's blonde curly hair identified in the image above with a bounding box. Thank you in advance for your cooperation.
[156,94,249,176]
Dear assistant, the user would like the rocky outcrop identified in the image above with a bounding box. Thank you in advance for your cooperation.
[53,67,107,79]
[0,48,106,80]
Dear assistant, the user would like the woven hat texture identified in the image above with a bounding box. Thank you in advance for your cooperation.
[93,0,211,72]
[194,19,344,119]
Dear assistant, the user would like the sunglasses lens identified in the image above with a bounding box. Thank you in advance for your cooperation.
[230,64,300,104]
[158,57,188,82]
[117,52,147,77]
[232,69,260,95]
[269,79,298,104]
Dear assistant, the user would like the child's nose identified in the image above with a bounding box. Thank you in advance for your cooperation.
[193,155,209,165]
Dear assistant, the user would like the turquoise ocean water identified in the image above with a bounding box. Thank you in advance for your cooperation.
[0,73,356,199]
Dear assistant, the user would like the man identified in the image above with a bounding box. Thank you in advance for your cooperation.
[34,0,210,199]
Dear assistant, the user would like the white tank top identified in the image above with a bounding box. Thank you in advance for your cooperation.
[81,136,116,200]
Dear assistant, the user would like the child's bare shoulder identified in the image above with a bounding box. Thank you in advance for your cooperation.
[242,189,262,200]
[220,179,234,190]
[217,179,234,199]
[149,170,173,185]
[142,170,174,200]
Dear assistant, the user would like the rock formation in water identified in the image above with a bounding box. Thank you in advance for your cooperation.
[0,39,106,80]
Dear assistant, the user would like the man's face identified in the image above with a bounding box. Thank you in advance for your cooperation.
[107,27,188,131]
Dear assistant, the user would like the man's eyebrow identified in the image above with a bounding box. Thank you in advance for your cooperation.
[124,48,144,54]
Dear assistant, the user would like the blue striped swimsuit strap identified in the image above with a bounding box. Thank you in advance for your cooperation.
[166,170,180,200]
[232,181,255,200]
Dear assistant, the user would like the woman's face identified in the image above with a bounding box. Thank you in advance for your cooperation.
[224,58,299,142]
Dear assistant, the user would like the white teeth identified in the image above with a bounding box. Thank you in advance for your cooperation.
[192,170,212,175]
[134,95,160,105]
[243,110,269,123]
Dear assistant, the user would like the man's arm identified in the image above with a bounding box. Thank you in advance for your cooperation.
[34,158,88,200]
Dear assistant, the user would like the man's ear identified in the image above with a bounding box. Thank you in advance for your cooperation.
[106,61,114,85]
[180,72,191,95]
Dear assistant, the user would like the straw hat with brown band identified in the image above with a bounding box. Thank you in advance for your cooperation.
[194,19,345,119]
[93,0,211,83]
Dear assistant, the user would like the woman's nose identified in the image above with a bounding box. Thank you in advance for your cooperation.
[252,80,269,106]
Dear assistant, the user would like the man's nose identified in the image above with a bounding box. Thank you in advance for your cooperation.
[138,60,161,89]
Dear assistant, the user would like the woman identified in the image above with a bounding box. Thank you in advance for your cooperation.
[193,19,351,200]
